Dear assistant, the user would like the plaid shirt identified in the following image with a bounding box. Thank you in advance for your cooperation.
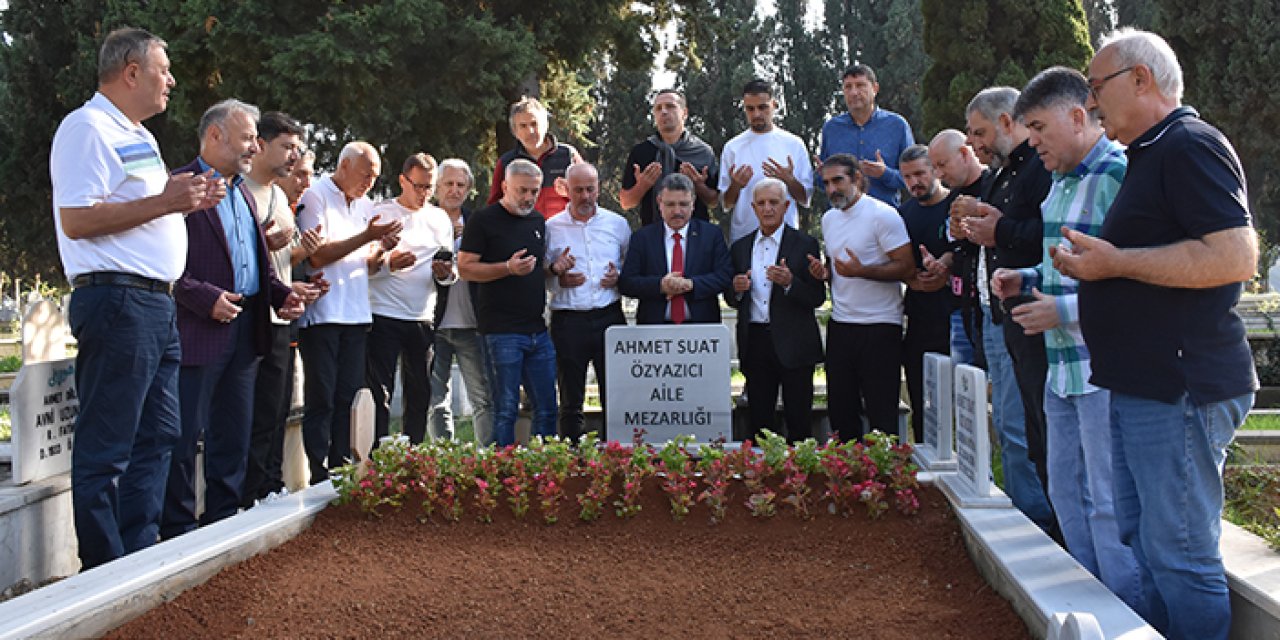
[1017,135,1127,397]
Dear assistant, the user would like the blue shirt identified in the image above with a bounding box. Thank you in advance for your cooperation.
[198,157,259,295]
[818,107,914,207]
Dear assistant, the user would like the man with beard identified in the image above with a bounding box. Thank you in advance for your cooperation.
[241,111,324,507]
[619,89,718,226]
[897,144,956,442]
[459,159,557,447]
[719,79,813,242]
[809,154,913,442]
[162,99,305,538]
[545,163,630,440]
[957,87,1055,535]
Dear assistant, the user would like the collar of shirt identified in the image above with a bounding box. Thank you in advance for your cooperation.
[1059,134,1121,181]
[90,91,147,133]
[1132,105,1198,152]
[511,132,561,162]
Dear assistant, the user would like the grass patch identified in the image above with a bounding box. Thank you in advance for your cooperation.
[1242,412,1280,431]
[0,355,19,373]
[1223,465,1280,551]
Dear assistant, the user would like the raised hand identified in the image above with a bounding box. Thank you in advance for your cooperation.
[833,248,864,278]
[600,261,619,289]
[732,271,751,293]
[729,163,754,189]
[550,246,576,276]
[506,248,536,276]
[633,162,662,189]
[806,253,829,281]
[387,249,416,271]
[679,162,709,186]
[1051,227,1119,282]
[764,257,793,288]
[1010,288,1060,335]
[989,268,1022,300]
[164,171,214,213]
[211,291,243,323]
[761,155,797,183]
[859,149,887,179]
[261,218,291,252]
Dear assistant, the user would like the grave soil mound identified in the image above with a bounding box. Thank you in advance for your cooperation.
[107,484,1029,639]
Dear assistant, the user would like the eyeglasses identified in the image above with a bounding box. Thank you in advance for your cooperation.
[1089,66,1135,100]
[403,176,433,194]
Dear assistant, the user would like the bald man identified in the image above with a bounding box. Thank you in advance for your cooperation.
[296,142,402,481]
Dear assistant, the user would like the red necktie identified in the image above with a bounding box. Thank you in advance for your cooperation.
[671,232,685,324]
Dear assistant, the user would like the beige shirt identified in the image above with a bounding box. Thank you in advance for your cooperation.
[244,176,295,325]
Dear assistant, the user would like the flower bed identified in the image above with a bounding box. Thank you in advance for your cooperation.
[330,430,923,525]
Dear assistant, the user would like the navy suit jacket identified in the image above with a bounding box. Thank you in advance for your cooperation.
[724,227,825,372]
[618,217,732,324]
[173,159,292,367]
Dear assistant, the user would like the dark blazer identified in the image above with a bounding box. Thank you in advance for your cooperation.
[618,217,732,324]
[724,227,825,372]
[173,159,292,367]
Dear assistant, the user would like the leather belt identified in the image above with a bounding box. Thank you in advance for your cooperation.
[72,271,174,296]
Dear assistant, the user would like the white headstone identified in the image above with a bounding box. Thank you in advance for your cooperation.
[913,352,957,471]
[21,300,67,364]
[605,324,732,443]
[937,364,1011,508]
[350,389,375,476]
[10,358,77,484]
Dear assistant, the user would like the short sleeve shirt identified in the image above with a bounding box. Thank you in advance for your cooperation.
[822,195,910,325]
[1080,107,1257,403]
[460,203,548,334]
[368,200,455,321]
[51,92,186,281]
[621,137,718,226]
[297,175,375,326]
[718,128,813,242]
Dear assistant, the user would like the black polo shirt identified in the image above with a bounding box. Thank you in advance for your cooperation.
[621,136,718,226]
[1079,106,1257,403]
[459,203,548,335]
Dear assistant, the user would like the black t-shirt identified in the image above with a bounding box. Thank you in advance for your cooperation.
[621,137,718,226]
[901,191,958,326]
[459,203,547,335]
[1080,107,1257,403]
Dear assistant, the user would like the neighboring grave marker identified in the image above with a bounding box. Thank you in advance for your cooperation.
[913,352,956,471]
[10,302,77,483]
[937,364,1011,508]
[349,389,375,477]
[605,324,731,443]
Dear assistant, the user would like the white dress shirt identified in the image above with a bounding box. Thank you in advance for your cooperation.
[545,206,630,311]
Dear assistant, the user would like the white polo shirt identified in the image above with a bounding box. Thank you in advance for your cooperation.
[297,175,375,326]
[50,92,186,282]
[718,127,813,243]
[544,206,630,311]
[821,195,910,325]
[368,199,455,322]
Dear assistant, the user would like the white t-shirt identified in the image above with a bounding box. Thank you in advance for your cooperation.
[51,92,186,282]
[244,177,294,325]
[297,175,375,326]
[368,200,455,322]
[544,206,630,311]
[438,212,477,330]
[718,127,813,243]
[821,195,910,325]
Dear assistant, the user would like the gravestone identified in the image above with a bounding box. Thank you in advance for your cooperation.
[349,389,375,477]
[937,364,1011,508]
[10,303,77,484]
[913,352,957,471]
[605,324,732,443]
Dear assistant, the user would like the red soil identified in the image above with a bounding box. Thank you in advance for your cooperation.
[108,483,1030,639]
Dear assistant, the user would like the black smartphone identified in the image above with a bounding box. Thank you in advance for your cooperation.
[434,249,454,262]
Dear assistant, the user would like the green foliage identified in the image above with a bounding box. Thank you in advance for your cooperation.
[0,355,20,373]
[1153,0,1280,247]
[920,0,1093,135]
[589,61,653,222]
[1223,465,1280,551]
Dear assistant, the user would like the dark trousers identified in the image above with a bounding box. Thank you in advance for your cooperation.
[242,322,293,507]
[299,323,368,483]
[549,303,625,441]
[162,297,261,539]
[903,318,951,443]
[743,324,815,443]
[826,321,902,442]
[365,314,434,444]
[69,285,181,570]
[1002,312,1052,501]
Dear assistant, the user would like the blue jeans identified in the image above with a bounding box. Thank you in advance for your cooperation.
[484,331,557,447]
[1110,391,1252,640]
[429,328,494,444]
[982,307,1053,530]
[1044,387,1142,610]
[949,309,976,366]
[69,285,181,570]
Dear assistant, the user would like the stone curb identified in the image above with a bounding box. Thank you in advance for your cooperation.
[0,482,336,640]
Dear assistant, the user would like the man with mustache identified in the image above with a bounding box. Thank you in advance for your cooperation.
[459,159,557,447]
